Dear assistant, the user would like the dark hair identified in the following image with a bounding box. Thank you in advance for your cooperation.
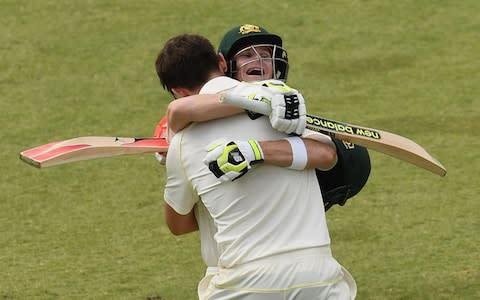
[155,34,219,93]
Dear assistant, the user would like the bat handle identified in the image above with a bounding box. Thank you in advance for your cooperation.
[219,93,272,115]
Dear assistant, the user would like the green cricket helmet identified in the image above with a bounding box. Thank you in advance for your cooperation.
[218,24,289,81]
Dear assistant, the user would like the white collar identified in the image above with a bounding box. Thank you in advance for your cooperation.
[199,76,239,94]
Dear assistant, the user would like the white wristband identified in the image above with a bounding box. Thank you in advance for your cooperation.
[284,136,308,170]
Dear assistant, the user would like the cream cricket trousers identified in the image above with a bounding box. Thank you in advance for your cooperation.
[198,247,357,300]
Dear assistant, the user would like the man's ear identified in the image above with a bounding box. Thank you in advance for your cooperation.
[171,87,193,98]
[218,53,228,73]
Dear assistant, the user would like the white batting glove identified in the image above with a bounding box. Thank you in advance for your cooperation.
[269,93,307,135]
[258,80,307,135]
[203,139,264,182]
[228,82,275,106]
[225,80,307,135]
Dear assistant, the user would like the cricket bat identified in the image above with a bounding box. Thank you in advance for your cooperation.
[220,94,447,177]
[20,136,169,168]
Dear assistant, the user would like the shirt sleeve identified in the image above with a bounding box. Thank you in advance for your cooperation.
[163,132,199,215]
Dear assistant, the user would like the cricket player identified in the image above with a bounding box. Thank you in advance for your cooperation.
[158,24,371,211]
[156,34,356,299]
[218,24,370,210]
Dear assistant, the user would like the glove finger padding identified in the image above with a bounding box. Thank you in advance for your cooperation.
[269,93,307,135]
[226,80,307,135]
[295,115,307,135]
[204,140,248,182]
[292,102,307,135]
[203,139,264,182]
[270,106,291,133]
[284,100,306,135]
[203,140,227,166]
[285,119,300,135]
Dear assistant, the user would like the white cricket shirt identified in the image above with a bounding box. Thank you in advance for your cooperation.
[164,76,331,268]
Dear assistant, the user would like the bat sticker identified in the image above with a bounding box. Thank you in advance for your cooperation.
[307,115,381,139]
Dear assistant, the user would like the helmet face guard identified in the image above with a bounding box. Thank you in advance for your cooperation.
[218,25,289,81]
[228,44,289,82]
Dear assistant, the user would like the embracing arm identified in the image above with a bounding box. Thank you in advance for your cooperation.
[167,94,244,133]
[166,81,306,135]
[204,131,337,182]
[259,134,337,171]
[163,133,200,235]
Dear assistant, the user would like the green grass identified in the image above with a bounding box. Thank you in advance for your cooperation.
[1,0,479,299]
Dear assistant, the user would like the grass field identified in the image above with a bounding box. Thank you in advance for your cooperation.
[1,0,479,299]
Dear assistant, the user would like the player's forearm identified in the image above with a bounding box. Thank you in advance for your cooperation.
[303,138,337,170]
[167,94,244,133]
[259,138,337,171]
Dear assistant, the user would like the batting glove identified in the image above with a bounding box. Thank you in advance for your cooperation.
[259,80,307,135]
[203,139,264,182]
[226,80,307,135]
[269,93,307,135]
[229,82,276,107]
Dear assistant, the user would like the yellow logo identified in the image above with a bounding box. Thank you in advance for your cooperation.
[239,24,261,35]
[342,141,356,149]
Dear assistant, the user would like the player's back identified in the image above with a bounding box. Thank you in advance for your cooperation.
[177,114,330,268]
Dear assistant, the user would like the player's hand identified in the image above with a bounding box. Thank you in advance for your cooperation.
[226,80,307,135]
[259,80,307,135]
[269,93,307,135]
[203,139,264,182]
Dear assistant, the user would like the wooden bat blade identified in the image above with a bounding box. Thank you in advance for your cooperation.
[20,136,169,168]
[220,94,447,177]
[305,115,447,177]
